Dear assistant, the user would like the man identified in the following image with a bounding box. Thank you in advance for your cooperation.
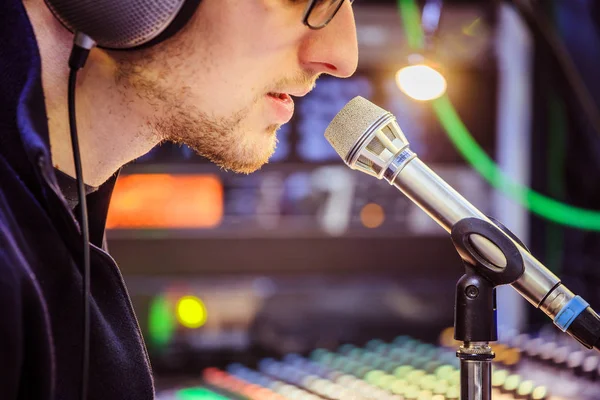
[0,0,358,398]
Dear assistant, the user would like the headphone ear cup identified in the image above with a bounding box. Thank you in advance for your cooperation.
[44,0,202,50]
[136,0,202,50]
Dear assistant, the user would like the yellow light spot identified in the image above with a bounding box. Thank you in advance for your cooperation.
[396,65,447,101]
[438,326,459,348]
[462,18,481,36]
[501,347,521,366]
[176,296,208,329]
[360,203,385,228]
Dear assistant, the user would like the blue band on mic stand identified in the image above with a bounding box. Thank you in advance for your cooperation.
[554,296,589,332]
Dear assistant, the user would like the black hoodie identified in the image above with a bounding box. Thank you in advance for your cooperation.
[0,0,154,398]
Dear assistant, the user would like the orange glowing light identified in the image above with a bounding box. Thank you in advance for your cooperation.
[106,174,223,229]
[360,203,385,228]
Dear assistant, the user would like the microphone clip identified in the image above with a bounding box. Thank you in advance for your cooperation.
[449,217,527,400]
[450,217,526,343]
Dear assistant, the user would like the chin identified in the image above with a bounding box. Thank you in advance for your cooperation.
[237,128,279,173]
[189,125,279,174]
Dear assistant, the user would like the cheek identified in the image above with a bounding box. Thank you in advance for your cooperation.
[174,0,304,115]
[176,50,257,116]
[180,50,275,118]
[201,1,304,76]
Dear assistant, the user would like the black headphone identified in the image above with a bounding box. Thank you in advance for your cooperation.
[44,0,202,49]
[41,1,202,399]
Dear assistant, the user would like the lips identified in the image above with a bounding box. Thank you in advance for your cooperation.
[268,92,290,101]
[266,92,295,124]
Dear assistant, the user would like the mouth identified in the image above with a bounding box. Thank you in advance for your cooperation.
[267,92,292,102]
[266,92,295,124]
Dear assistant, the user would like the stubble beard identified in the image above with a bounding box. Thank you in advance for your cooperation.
[114,55,279,175]
[149,96,280,174]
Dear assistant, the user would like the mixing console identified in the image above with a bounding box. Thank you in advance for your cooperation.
[156,328,600,400]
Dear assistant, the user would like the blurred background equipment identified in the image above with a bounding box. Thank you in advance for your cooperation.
[158,325,600,400]
[104,0,600,397]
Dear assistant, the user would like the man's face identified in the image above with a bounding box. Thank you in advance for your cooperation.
[114,0,358,173]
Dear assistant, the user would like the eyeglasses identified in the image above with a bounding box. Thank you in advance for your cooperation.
[302,0,356,30]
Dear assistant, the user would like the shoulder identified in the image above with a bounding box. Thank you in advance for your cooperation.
[0,177,27,399]
[0,197,25,326]
[0,191,26,281]
[0,170,38,283]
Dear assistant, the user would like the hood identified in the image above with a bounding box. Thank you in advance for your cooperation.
[0,0,119,248]
[0,0,62,201]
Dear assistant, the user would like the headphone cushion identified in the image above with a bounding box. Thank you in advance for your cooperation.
[44,0,201,49]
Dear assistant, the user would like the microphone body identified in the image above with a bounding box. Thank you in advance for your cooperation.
[389,148,566,316]
[325,96,600,350]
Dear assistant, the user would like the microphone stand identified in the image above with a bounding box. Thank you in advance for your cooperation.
[449,218,527,400]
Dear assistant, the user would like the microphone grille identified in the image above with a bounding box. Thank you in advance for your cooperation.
[325,96,390,161]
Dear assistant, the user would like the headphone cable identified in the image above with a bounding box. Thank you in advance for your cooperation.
[67,33,94,400]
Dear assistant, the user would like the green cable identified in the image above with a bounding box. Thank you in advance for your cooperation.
[398,0,600,231]
[431,96,600,230]
[398,0,425,49]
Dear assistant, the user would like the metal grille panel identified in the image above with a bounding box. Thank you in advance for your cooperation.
[44,0,187,49]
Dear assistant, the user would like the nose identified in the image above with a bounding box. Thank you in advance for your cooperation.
[299,1,359,78]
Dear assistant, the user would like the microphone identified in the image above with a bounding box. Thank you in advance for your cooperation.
[325,96,600,351]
